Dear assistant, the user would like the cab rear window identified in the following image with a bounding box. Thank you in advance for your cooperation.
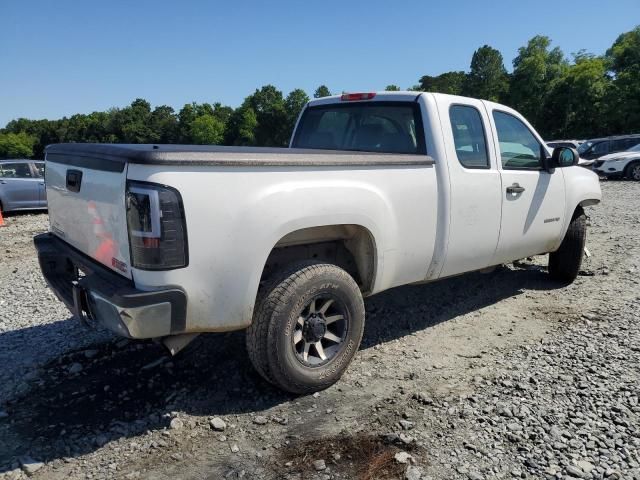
[293,102,426,154]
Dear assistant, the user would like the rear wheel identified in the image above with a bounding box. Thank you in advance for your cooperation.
[625,162,640,181]
[246,262,364,394]
[548,209,586,282]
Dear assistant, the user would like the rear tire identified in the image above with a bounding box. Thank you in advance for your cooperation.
[246,262,365,394]
[548,209,586,282]
[625,161,640,181]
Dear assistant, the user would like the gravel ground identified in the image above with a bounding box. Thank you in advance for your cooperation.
[0,180,638,480]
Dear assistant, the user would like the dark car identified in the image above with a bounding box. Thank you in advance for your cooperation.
[0,159,47,212]
[578,135,640,160]
[546,139,584,150]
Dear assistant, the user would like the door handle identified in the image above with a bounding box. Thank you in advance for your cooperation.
[0,180,6,184]
[507,183,525,194]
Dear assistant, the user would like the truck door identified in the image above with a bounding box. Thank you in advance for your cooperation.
[486,107,565,264]
[437,97,502,277]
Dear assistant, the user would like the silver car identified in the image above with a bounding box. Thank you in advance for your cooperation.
[0,159,47,212]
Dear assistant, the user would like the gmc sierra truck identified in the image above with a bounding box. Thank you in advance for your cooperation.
[35,91,602,394]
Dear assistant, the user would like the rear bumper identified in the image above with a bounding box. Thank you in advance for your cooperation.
[34,233,187,338]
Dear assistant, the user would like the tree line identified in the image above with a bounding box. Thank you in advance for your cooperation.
[1,27,638,159]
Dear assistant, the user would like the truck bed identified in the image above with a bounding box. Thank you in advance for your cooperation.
[46,144,434,169]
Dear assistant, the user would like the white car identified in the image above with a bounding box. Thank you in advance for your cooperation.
[34,91,601,393]
[592,143,640,180]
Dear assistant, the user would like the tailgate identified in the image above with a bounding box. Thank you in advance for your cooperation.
[45,157,132,279]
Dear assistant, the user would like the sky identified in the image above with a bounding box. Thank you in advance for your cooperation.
[1,0,639,127]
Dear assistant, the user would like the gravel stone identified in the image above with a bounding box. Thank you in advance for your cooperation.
[394,451,413,464]
[253,415,268,425]
[169,418,183,430]
[312,459,326,471]
[19,456,43,475]
[209,417,226,431]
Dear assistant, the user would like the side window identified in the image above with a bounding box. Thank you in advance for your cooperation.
[493,111,543,170]
[34,162,45,177]
[449,105,489,168]
[612,139,628,152]
[591,141,609,156]
[0,163,33,178]
[623,138,640,151]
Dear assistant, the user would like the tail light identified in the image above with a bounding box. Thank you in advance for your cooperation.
[126,181,188,270]
[341,92,376,101]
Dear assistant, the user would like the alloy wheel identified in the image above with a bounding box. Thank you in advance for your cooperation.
[292,295,348,367]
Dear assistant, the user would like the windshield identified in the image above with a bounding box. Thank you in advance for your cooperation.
[292,102,426,154]
[577,141,594,154]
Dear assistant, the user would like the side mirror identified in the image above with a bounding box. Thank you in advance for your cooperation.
[552,146,579,167]
[541,145,555,173]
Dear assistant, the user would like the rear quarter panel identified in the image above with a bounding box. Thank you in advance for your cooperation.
[126,163,438,332]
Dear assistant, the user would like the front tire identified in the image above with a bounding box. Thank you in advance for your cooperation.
[625,161,640,181]
[548,209,586,282]
[246,262,365,394]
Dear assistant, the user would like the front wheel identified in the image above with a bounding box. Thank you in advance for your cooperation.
[625,162,640,181]
[548,209,586,282]
[246,262,365,394]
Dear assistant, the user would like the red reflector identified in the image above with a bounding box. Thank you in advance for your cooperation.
[142,237,160,248]
[341,92,376,101]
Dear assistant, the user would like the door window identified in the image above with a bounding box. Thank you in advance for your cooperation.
[622,138,640,151]
[493,111,543,170]
[590,141,610,156]
[34,162,45,177]
[449,105,489,168]
[0,163,33,178]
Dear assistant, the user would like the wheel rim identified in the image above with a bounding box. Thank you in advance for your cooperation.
[292,295,349,367]
[632,165,640,181]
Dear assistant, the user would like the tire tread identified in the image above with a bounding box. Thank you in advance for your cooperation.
[549,209,586,282]
[247,261,364,394]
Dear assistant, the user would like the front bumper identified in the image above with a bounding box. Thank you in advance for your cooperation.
[593,168,623,178]
[34,233,187,338]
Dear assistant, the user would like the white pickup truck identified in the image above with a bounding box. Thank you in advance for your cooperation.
[35,91,601,393]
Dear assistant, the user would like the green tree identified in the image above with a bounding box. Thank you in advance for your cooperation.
[243,85,289,146]
[385,85,401,91]
[509,36,568,130]
[190,114,225,144]
[285,88,310,137]
[416,71,466,94]
[605,26,640,133]
[114,98,155,143]
[313,85,331,98]
[0,132,36,158]
[150,105,179,143]
[544,53,611,138]
[225,106,258,145]
[212,103,234,125]
[463,45,509,101]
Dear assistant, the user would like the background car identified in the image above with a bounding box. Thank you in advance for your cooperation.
[546,140,592,167]
[546,139,584,149]
[0,159,47,213]
[578,134,640,160]
[592,143,640,180]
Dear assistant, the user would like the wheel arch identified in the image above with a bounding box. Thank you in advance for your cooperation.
[259,223,379,296]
